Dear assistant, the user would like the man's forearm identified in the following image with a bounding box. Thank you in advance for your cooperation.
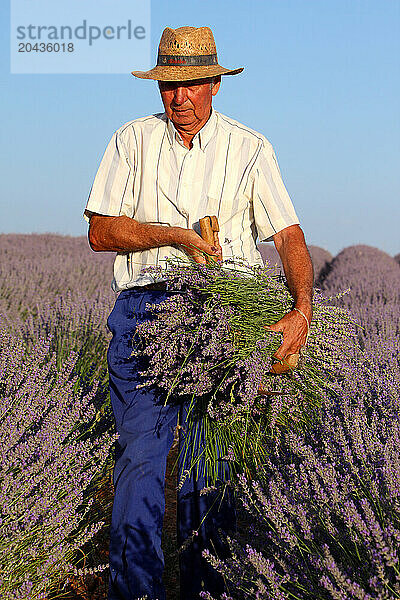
[88,214,182,252]
[88,214,218,262]
[274,225,314,320]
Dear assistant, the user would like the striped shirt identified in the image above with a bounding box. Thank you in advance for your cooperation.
[84,109,299,292]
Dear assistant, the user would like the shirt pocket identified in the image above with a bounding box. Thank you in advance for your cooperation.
[215,193,249,228]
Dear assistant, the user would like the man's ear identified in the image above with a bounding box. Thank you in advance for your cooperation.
[211,76,221,96]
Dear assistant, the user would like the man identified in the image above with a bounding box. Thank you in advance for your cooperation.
[85,26,313,600]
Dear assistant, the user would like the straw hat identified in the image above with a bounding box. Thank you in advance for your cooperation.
[132,26,243,81]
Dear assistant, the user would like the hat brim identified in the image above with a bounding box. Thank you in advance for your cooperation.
[131,64,243,81]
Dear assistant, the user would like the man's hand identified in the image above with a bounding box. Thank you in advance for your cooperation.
[266,224,314,372]
[177,228,222,264]
[266,306,311,367]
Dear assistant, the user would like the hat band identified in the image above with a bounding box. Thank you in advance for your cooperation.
[157,53,218,67]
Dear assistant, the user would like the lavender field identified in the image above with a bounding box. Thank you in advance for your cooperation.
[1,233,399,600]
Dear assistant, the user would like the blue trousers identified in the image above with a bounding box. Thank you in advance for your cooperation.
[107,289,236,600]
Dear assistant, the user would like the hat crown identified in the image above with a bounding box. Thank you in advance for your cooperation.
[158,26,217,57]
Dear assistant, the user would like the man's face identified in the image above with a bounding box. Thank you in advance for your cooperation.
[158,77,221,132]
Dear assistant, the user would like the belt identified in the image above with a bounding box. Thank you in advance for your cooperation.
[133,282,168,291]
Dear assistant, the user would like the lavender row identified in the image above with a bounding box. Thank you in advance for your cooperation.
[0,235,117,596]
[0,323,117,599]
[0,234,114,326]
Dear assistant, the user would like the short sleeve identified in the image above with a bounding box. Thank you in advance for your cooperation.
[84,130,134,223]
[252,141,299,242]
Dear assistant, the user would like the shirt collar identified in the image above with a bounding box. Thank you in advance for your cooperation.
[165,109,217,151]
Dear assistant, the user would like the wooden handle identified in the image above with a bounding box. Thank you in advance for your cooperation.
[270,352,300,374]
[199,215,219,246]
[199,216,220,263]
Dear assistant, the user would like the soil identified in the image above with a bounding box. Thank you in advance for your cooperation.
[61,440,180,600]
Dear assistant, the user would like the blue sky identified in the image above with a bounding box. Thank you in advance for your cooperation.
[1,0,399,255]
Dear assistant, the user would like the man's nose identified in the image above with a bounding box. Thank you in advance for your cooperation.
[173,86,188,104]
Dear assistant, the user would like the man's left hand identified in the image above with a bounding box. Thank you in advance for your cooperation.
[265,306,311,370]
[266,225,314,372]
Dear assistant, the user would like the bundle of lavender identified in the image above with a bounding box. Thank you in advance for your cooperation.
[132,258,358,485]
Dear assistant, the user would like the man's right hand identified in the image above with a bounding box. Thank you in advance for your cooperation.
[177,228,222,264]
